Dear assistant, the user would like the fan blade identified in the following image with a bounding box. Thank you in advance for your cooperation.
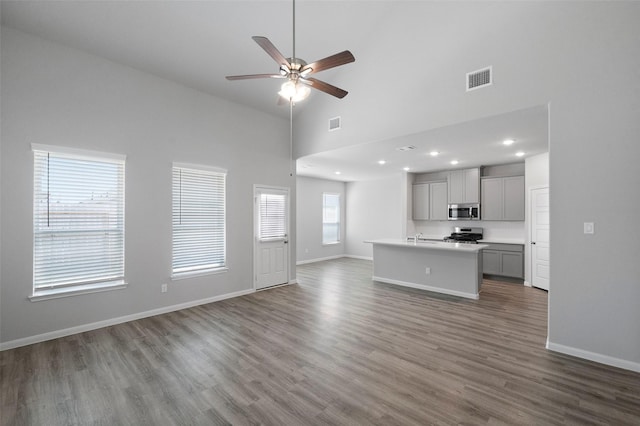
[252,36,291,68]
[226,74,284,80]
[301,78,348,99]
[300,50,355,75]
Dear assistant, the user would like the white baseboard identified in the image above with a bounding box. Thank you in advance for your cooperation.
[546,339,640,373]
[524,280,532,287]
[296,254,344,265]
[344,254,373,261]
[296,254,373,265]
[255,279,298,292]
[372,275,479,300]
[0,288,255,351]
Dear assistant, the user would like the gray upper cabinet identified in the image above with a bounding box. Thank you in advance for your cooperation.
[503,176,525,220]
[413,181,447,221]
[480,178,503,220]
[412,183,430,220]
[448,170,464,203]
[481,175,525,221]
[448,168,480,204]
[429,181,448,220]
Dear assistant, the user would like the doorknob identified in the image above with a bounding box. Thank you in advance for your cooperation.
[531,242,536,245]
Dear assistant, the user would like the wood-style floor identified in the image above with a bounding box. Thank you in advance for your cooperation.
[2,258,639,425]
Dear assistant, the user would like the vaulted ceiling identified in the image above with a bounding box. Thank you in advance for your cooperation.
[1,1,389,119]
[1,1,549,180]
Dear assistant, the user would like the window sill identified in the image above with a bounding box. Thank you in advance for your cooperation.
[29,280,128,302]
[171,267,229,281]
[322,242,342,246]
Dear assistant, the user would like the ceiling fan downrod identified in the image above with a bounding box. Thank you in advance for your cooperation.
[292,0,296,67]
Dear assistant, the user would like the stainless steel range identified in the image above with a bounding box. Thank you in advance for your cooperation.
[443,227,483,244]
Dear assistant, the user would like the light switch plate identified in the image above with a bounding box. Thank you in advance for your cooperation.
[584,222,594,234]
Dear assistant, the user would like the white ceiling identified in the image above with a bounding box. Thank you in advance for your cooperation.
[297,105,549,181]
[1,1,549,182]
[0,0,390,119]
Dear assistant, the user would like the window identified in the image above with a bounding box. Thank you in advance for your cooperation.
[32,144,126,298]
[172,163,226,277]
[258,193,287,240]
[322,193,341,244]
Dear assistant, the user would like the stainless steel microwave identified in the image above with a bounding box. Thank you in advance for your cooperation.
[448,204,480,221]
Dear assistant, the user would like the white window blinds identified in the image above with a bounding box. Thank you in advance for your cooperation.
[33,147,125,292]
[172,165,226,276]
[259,193,286,240]
[322,193,341,244]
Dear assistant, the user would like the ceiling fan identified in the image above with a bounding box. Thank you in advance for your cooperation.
[225,0,355,103]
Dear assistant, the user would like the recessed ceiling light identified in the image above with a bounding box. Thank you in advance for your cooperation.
[516,151,525,157]
[503,139,515,146]
[430,151,439,157]
[378,160,386,165]
[335,171,341,175]
[403,167,410,171]
[450,160,459,165]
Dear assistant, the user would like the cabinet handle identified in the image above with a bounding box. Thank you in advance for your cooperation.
[531,241,536,245]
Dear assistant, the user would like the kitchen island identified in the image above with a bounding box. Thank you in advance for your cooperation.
[365,239,488,299]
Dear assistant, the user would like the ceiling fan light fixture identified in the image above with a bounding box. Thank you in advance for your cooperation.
[279,80,310,102]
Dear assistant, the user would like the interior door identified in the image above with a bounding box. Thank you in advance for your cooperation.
[531,187,550,290]
[254,187,289,290]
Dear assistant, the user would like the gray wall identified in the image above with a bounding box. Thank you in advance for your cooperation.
[345,175,404,259]
[525,152,549,190]
[296,3,640,370]
[0,28,293,345]
[296,176,346,263]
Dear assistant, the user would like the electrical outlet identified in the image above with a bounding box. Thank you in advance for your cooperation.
[584,222,595,234]
[161,283,168,293]
[425,267,431,275]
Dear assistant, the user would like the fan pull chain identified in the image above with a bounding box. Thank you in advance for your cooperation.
[290,0,295,178]
[290,99,294,177]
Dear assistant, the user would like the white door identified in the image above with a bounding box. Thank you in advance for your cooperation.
[530,187,550,290]
[254,186,289,290]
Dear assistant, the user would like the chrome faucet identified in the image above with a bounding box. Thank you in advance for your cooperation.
[414,232,423,243]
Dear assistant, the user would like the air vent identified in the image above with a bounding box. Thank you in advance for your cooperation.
[328,116,341,131]
[466,66,492,91]
[396,145,417,152]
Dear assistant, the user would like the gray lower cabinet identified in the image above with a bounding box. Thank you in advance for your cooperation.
[413,181,447,221]
[480,175,525,221]
[482,243,524,278]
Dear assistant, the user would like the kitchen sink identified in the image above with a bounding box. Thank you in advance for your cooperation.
[406,237,442,243]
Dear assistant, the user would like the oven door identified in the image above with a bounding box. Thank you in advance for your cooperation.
[448,204,480,220]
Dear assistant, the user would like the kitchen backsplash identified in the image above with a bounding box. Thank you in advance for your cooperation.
[409,220,525,241]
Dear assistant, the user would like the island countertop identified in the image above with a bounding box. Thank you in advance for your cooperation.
[365,238,488,253]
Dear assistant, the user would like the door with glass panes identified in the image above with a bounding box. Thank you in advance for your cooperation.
[254,186,289,289]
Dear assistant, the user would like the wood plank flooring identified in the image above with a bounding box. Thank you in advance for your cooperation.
[2,257,639,425]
